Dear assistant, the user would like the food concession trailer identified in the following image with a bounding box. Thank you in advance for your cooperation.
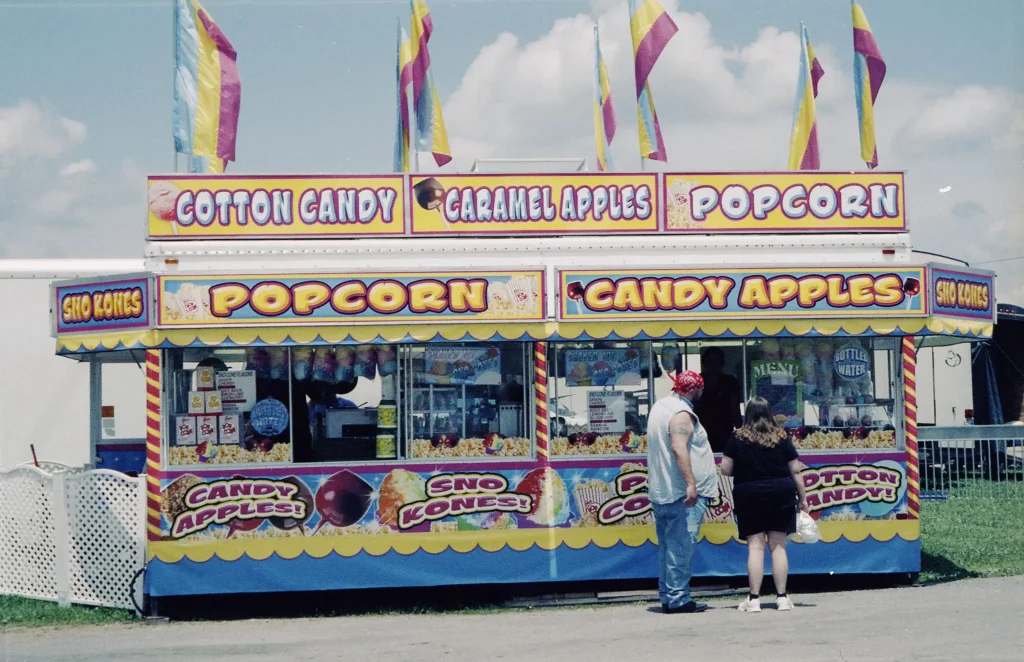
[49,171,996,603]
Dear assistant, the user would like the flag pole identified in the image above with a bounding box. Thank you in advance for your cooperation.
[172,0,179,174]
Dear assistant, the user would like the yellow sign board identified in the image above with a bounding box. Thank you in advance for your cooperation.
[408,173,659,235]
[147,175,406,239]
[663,172,906,233]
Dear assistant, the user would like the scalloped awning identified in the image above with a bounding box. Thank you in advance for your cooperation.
[57,317,991,355]
[146,520,920,563]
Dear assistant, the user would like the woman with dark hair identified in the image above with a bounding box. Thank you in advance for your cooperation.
[720,397,808,613]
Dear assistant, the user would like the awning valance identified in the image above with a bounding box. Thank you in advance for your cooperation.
[56,316,992,355]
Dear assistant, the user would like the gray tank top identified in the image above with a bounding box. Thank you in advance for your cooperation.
[646,394,719,505]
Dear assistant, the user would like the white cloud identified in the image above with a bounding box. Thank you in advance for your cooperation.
[442,1,1024,298]
[59,159,97,177]
[32,188,79,215]
[904,86,1016,143]
[60,118,87,144]
[0,100,87,161]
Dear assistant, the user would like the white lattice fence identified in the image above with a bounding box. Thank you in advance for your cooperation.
[0,465,145,611]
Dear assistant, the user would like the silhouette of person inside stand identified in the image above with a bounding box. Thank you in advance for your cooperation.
[693,347,742,454]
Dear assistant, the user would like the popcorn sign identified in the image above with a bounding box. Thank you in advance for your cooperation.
[597,471,652,525]
[170,478,307,538]
[397,473,532,530]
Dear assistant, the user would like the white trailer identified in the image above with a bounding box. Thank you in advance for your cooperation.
[0,259,146,469]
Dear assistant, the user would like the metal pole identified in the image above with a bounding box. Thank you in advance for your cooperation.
[172,0,178,175]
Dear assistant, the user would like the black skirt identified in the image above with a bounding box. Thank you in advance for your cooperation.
[733,477,798,539]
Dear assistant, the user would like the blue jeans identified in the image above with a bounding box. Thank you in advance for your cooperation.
[653,497,709,608]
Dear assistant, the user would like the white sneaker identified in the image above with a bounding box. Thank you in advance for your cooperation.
[777,596,794,611]
[738,597,761,613]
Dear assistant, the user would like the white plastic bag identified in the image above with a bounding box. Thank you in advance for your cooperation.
[792,511,821,544]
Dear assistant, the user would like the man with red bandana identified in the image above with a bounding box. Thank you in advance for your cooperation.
[647,370,719,614]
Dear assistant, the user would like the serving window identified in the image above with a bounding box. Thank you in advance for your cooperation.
[164,348,294,466]
[546,337,901,458]
[163,342,534,468]
[742,337,900,450]
[404,343,532,459]
[549,341,656,457]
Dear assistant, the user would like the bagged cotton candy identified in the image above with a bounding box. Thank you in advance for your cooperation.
[660,343,680,373]
[312,347,338,383]
[334,346,356,383]
[791,511,820,544]
[761,338,781,360]
[355,345,377,380]
[292,347,314,381]
[377,345,398,377]
[246,347,271,379]
[268,348,289,381]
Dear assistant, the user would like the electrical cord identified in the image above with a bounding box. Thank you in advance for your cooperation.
[129,565,147,618]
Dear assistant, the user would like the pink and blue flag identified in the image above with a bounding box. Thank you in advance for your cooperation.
[409,0,452,167]
[852,1,886,169]
[628,0,677,162]
[173,0,241,166]
[394,21,414,173]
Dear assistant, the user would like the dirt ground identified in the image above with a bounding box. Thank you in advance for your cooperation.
[2,577,1022,661]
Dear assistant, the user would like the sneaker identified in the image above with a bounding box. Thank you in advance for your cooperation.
[777,596,794,611]
[738,597,761,613]
[663,601,709,614]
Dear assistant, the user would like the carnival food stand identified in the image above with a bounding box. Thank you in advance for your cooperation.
[49,171,996,603]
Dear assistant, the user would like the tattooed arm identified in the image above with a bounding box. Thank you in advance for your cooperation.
[669,411,698,506]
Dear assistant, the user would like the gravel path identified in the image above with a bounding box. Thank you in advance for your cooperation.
[2,577,1022,661]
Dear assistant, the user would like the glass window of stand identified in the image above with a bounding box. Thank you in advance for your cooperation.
[164,347,295,466]
[742,337,900,451]
[403,342,533,460]
[549,341,657,457]
[656,340,745,454]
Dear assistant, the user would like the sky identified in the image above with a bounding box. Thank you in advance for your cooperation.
[0,0,1022,298]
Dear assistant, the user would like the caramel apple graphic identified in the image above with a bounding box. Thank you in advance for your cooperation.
[413,177,451,231]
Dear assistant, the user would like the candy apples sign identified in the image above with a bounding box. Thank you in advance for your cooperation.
[559,267,927,320]
[167,477,310,539]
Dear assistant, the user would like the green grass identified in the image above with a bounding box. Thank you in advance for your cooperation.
[921,481,1024,583]
[0,594,135,630]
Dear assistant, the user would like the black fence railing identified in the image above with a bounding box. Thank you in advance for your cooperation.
[918,425,1024,500]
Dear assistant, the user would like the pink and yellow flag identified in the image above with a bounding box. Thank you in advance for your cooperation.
[593,24,616,171]
[852,1,886,169]
[409,0,452,167]
[628,0,677,162]
[394,20,414,173]
[788,24,824,170]
[173,0,241,164]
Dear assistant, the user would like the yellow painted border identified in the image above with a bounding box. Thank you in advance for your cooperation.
[147,520,920,564]
[58,317,992,354]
